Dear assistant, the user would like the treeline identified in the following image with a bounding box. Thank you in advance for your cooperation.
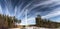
[0,14,21,28]
[0,14,60,28]
[36,15,60,28]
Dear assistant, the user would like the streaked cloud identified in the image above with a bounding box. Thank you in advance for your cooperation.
[0,0,60,25]
[42,7,60,19]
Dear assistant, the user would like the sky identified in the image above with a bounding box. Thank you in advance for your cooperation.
[0,0,60,25]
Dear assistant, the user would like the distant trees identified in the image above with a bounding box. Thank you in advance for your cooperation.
[0,14,21,28]
[0,14,60,28]
[36,15,60,28]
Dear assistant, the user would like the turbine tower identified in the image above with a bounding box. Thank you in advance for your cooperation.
[25,9,28,27]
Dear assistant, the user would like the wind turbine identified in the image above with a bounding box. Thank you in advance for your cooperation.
[25,9,29,28]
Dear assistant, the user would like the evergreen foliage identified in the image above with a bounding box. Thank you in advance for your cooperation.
[36,15,60,28]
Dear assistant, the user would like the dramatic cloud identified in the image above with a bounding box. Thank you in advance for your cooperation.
[0,0,60,25]
[42,8,60,19]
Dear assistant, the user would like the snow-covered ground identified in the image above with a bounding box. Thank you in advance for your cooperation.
[9,26,60,29]
[8,28,60,29]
